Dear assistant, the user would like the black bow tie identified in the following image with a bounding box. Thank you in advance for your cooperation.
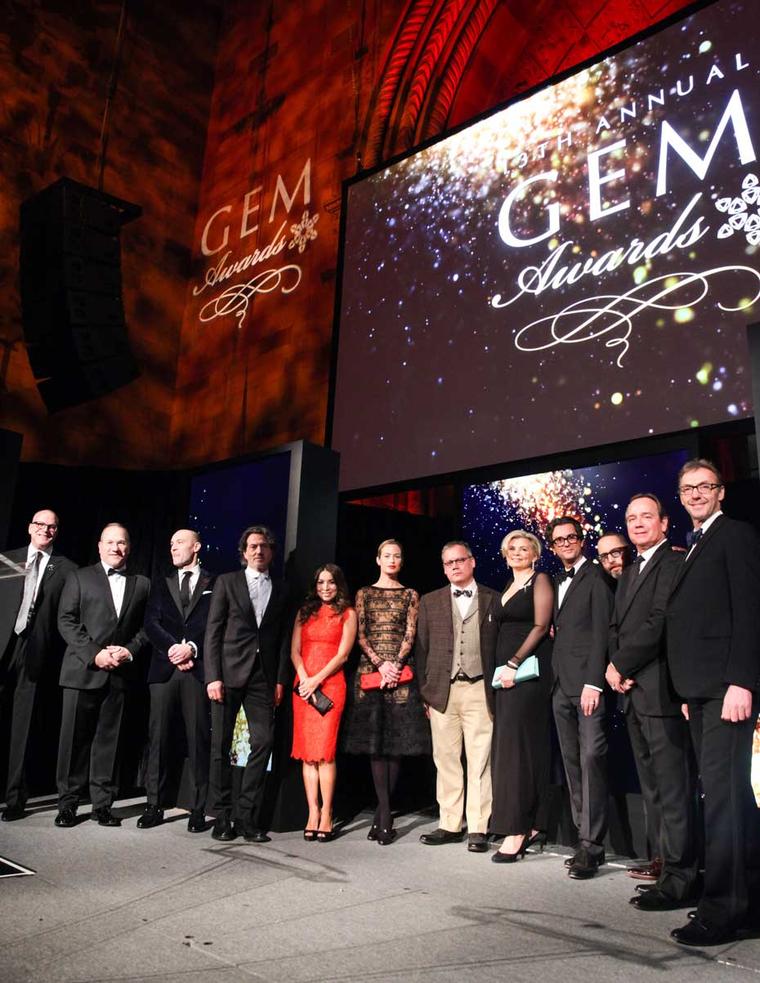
[453,589,473,598]
[686,528,703,548]
[561,568,575,582]
[107,567,124,577]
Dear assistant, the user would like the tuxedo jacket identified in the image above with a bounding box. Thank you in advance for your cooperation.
[144,568,215,684]
[203,571,292,690]
[608,542,683,716]
[552,560,613,696]
[665,514,760,700]
[414,583,499,714]
[58,563,150,690]
[0,547,77,682]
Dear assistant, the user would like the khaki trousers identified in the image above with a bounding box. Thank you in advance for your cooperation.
[429,680,493,833]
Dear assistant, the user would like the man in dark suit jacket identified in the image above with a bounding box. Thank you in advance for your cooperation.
[415,541,499,853]
[664,460,760,947]
[548,516,613,879]
[55,523,150,828]
[204,525,292,843]
[0,509,76,820]
[139,529,215,833]
[606,494,697,909]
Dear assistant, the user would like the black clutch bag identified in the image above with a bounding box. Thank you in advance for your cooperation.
[294,680,334,716]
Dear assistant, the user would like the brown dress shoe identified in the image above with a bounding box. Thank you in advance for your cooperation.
[627,857,663,881]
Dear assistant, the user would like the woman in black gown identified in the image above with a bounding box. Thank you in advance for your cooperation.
[491,529,554,863]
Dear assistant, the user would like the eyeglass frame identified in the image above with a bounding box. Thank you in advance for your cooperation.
[550,534,582,547]
[678,482,723,496]
[442,554,473,568]
[598,546,628,563]
[30,521,58,532]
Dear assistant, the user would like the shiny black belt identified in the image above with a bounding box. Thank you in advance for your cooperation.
[452,672,483,683]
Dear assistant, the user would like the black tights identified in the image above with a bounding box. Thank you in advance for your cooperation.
[370,755,400,830]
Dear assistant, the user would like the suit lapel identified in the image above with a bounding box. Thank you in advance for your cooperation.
[258,576,278,627]
[185,570,212,618]
[166,574,183,615]
[671,514,724,593]
[233,570,256,625]
[476,584,490,624]
[557,560,588,613]
[617,542,667,621]
[97,564,118,619]
[118,573,136,623]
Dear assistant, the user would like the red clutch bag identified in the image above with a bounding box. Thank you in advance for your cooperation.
[359,665,414,690]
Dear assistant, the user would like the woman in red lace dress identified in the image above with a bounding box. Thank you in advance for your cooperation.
[291,564,357,841]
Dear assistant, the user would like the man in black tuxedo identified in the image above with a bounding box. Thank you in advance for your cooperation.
[548,516,613,879]
[204,525,292,843]
[55,523,150,828]
[139,529,215,833]
[606,494,697,909]
[664,460,760,947]
[0,510,76,821]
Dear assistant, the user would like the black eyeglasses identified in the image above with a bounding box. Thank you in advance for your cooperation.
[31,521,58,532]
[551,534,581,547]
[599,547,627,563]
[679,482,722,496]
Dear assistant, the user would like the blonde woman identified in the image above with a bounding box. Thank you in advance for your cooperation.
[490,530,554,863]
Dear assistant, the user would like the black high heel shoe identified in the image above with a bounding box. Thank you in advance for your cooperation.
[492,835,528,864]
[526,830,547,853]
[367,824,379,841]
[303,829,318,841]
[376,827,397,846]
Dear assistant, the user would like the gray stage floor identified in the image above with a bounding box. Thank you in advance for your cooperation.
[1,797,759,983]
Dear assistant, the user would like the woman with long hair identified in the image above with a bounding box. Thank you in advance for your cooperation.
[291,564,357,841]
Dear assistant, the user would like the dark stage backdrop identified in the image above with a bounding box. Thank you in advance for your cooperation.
[334,0,760,491]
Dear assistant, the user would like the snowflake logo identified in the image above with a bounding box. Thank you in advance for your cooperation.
[715,173,760,245]
[289,209,319,253]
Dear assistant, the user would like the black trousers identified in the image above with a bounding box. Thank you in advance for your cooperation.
[146,671,210,811]
[0,634,36,809]
[209,662,274,827]
[552,684,608,855]
[56,685,125,811]
[688,696,760,929]
[625,703,698,899]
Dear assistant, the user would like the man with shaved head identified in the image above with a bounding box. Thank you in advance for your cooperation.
[55,523,150,828]
[0,510,76,821]
[140,530,215,832]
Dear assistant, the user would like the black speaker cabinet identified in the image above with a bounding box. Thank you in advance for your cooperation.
[19,178,142,412]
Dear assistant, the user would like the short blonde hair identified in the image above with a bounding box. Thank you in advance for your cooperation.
[500,529,542,560]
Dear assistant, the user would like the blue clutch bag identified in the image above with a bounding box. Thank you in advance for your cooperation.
[491,654,540,688]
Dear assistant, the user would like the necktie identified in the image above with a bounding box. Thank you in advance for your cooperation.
[180,571,192,612]
[453,588,472,598]
[14,551,42,635]
[686,528,703,549]
[633,553,645,573]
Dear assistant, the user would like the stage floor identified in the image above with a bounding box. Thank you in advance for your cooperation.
[0,796,758,983]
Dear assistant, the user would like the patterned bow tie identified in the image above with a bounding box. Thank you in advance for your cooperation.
[453,588,472,598]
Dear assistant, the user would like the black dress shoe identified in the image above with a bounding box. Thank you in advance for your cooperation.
[187,810,206,833]
[367,824,379,841]
[568,848,603,879]
[671,917,737,947]
[376,827,397,846]
[467,833,489,853]
[419,828,464,845]
[211,814,237,841]
[92,806,121,827]
[564,851,580,868]
[54,807,77,828]
[630,888,692,911]
[136,805,164,829]
[241,827,271,843]
[1,804,27,822]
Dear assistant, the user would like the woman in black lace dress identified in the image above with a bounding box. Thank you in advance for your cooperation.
[490,530,554,863]
[342,540,430,844]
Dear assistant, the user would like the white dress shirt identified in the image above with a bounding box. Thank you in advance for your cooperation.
[451,579,477,618]
[103,561,127,617]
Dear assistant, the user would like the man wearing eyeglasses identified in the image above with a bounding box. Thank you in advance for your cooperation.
[662,460,760,947]
[0,511,76,821]
[596,533,631,584]
[606,494,697,910]
[415,541,499,852]
[547,516,613,879]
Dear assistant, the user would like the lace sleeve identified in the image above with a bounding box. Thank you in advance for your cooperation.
[510,573,553,666]
[356,588,383,668]
[397,589,419,666]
